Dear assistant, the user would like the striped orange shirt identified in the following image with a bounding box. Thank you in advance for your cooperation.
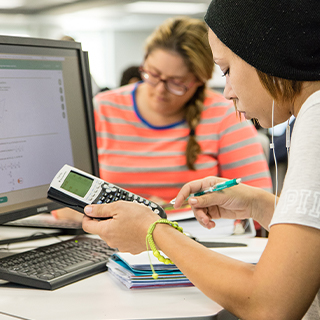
[94,82,272,202]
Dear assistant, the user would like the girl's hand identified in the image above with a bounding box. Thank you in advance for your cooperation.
[174,176,265,229]
[82,201,159,254]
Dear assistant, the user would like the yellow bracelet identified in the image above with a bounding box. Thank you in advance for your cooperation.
[146,219,184,279]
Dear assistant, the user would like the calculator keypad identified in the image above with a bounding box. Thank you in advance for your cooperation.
[93,183,163,216]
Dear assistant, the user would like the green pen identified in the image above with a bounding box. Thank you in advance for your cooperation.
[170,178,241,205]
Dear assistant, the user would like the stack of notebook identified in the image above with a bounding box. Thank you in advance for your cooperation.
[107,252,193,289]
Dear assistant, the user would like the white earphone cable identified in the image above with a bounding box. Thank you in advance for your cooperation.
[270,100,278,210]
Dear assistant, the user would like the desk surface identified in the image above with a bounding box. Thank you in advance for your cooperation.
[0,233,267,320]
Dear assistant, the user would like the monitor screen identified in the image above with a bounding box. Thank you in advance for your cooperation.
[0,35,99,225]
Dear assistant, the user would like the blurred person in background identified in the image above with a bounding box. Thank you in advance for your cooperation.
[120,65,142,86]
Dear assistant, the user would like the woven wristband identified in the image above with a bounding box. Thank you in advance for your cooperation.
[146,219,184,279]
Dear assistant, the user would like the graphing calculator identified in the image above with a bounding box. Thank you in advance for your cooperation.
[47,164,167,219]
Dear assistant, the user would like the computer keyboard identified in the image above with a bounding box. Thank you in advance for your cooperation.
[0,235,116,290]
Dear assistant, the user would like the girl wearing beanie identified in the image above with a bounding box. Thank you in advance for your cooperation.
[83,1,320,319]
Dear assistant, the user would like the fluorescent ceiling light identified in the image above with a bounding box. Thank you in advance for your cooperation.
[0,0,23,9]
[125,1,207,14]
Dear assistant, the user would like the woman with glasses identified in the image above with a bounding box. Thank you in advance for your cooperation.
[93,16,271,205]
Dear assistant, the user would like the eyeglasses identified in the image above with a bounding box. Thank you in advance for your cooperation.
[139,67,195,96]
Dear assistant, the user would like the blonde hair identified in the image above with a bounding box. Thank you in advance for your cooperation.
[144,17,214,170]
[256,70,303,103]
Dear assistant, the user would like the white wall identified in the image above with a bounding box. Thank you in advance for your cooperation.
[113,30,151,87]
[0,11,225,91]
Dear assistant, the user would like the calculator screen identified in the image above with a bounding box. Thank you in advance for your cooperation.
[61,171,93,198]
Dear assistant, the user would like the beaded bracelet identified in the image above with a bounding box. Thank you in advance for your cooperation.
[146,219,184,279]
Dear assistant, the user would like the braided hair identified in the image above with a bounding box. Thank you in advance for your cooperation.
[144,17,214,170]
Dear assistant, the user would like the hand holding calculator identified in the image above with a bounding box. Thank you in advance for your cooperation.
[47,164,167,219]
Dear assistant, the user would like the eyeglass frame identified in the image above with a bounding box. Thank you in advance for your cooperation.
[139,66,196,96]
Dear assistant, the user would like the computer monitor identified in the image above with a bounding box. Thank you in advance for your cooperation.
[0,35,99,225]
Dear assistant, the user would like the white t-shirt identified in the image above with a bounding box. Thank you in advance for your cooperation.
[270,90,320,319]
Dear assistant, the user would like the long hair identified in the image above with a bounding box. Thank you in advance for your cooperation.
[144,17,214,170]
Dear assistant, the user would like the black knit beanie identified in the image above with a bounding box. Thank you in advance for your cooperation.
[204,0,320,81]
